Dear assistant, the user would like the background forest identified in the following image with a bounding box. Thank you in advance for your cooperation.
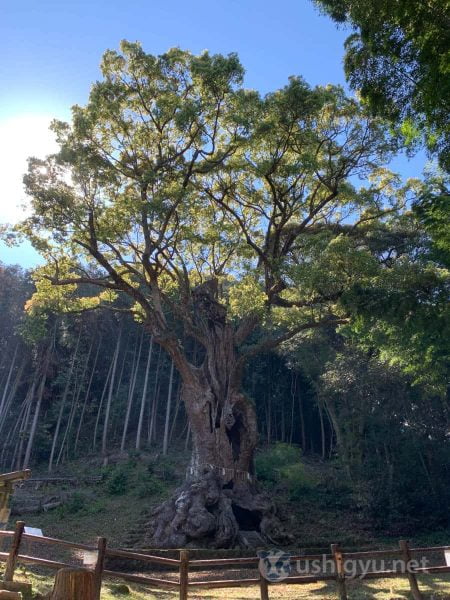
[1,258,448,541]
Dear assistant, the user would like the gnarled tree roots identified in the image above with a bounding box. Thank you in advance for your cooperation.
[143,471,291,548]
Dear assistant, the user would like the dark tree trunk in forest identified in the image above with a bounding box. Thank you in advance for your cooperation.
[298,389,306,452]
[145,376,284,547]
[144,295,289,548]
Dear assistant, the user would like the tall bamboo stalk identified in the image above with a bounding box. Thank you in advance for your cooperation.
[48,330,81,472]
[102,327,122,458]
[162,360,175,455]
[136,336,153,450]
[121,330,143,451]
[74,337,102,453]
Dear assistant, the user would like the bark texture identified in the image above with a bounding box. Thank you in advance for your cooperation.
[143,281,289,548]
[144,469,287,548]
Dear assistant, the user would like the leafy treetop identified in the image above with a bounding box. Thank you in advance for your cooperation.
[19,42,439,379]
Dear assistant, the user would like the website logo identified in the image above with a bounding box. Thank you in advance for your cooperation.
[258,550,292,582]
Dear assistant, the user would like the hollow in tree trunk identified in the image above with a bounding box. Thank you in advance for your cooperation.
[144,315,290,549]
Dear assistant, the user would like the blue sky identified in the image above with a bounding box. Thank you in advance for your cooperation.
[0,0,426,267]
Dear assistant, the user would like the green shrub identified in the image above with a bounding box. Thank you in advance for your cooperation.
[106,467,129,495]
[61,492,86,514]
[57,493,106,518]
[88,498,107,514]
[109,583,130,595]
[280,463,314,500]
[255,443,301,484]
[135,474,166,498]
[127,449,141,464]
[151,456,177,481]
[255,443,314,499]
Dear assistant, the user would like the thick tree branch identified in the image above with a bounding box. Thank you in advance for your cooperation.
[239,317,349,363]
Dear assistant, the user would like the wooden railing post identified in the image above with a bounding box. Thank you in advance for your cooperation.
[399,540,423,600]
[93,536,106,600]
[4,521,25,582]
[179,549,189,600]
[331,543,348,600]
[259,571,270,600]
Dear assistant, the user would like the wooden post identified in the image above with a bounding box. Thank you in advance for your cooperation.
[259,572,270,600]
[179,549,189,600]
[49,568,95,600]
[93,536,106,600]
[0,484,13,530]
[0,472,31,531]
[4,521,25,582]
[399,540,423,600]
[331,543,348,600]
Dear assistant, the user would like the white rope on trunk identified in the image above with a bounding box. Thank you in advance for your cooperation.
[187,463,253,481]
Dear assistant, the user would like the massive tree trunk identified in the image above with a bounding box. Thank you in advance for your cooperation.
[144,312,288,549]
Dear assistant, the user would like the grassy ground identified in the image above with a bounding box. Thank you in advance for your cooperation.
[13,567,450,599]
[12,452,181,548]
[7,450,450,599]
[11,450,450,551]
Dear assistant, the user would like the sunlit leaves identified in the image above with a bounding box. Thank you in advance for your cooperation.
[26,260,117,316]
[413,172,450,267]
[18,40,446,376]
[228,275,266,318]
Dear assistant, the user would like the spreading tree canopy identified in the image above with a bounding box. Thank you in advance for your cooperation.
[18,42,443,547]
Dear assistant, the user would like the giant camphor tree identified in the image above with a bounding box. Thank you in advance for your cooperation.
[19,42,427,547]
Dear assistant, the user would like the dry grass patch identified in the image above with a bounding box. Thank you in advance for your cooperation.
[13,568,450,600]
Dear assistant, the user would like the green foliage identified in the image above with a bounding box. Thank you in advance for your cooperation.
[281,463,315,500]
[256,442,300,482]
[228,275,267,318]
[256,443,314,499]
[18,39,419,357]
[135,474,167,499]
[103,460,172,499]
[365,437,450,530]
[105,467,129,496]
[109,583,130,596]
[19,317,47,345]
[313,0,450,170]
[2,41,447,537]
[341,261,450,392]
[413,173,450,267]
[147,456,178,482]
[56,492,106,518]
[61,491,87,514]
[316,345,450,526]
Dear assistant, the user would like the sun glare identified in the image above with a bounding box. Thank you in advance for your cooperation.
[0,114,59,224]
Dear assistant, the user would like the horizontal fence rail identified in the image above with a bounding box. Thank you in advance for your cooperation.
[0,521,449,599]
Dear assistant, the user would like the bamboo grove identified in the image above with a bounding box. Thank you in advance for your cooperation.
[0,261,449,532]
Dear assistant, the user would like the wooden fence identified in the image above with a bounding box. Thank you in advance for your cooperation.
[0,521,449,599]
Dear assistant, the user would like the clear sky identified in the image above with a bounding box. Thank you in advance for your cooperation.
[0,0,426,268]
